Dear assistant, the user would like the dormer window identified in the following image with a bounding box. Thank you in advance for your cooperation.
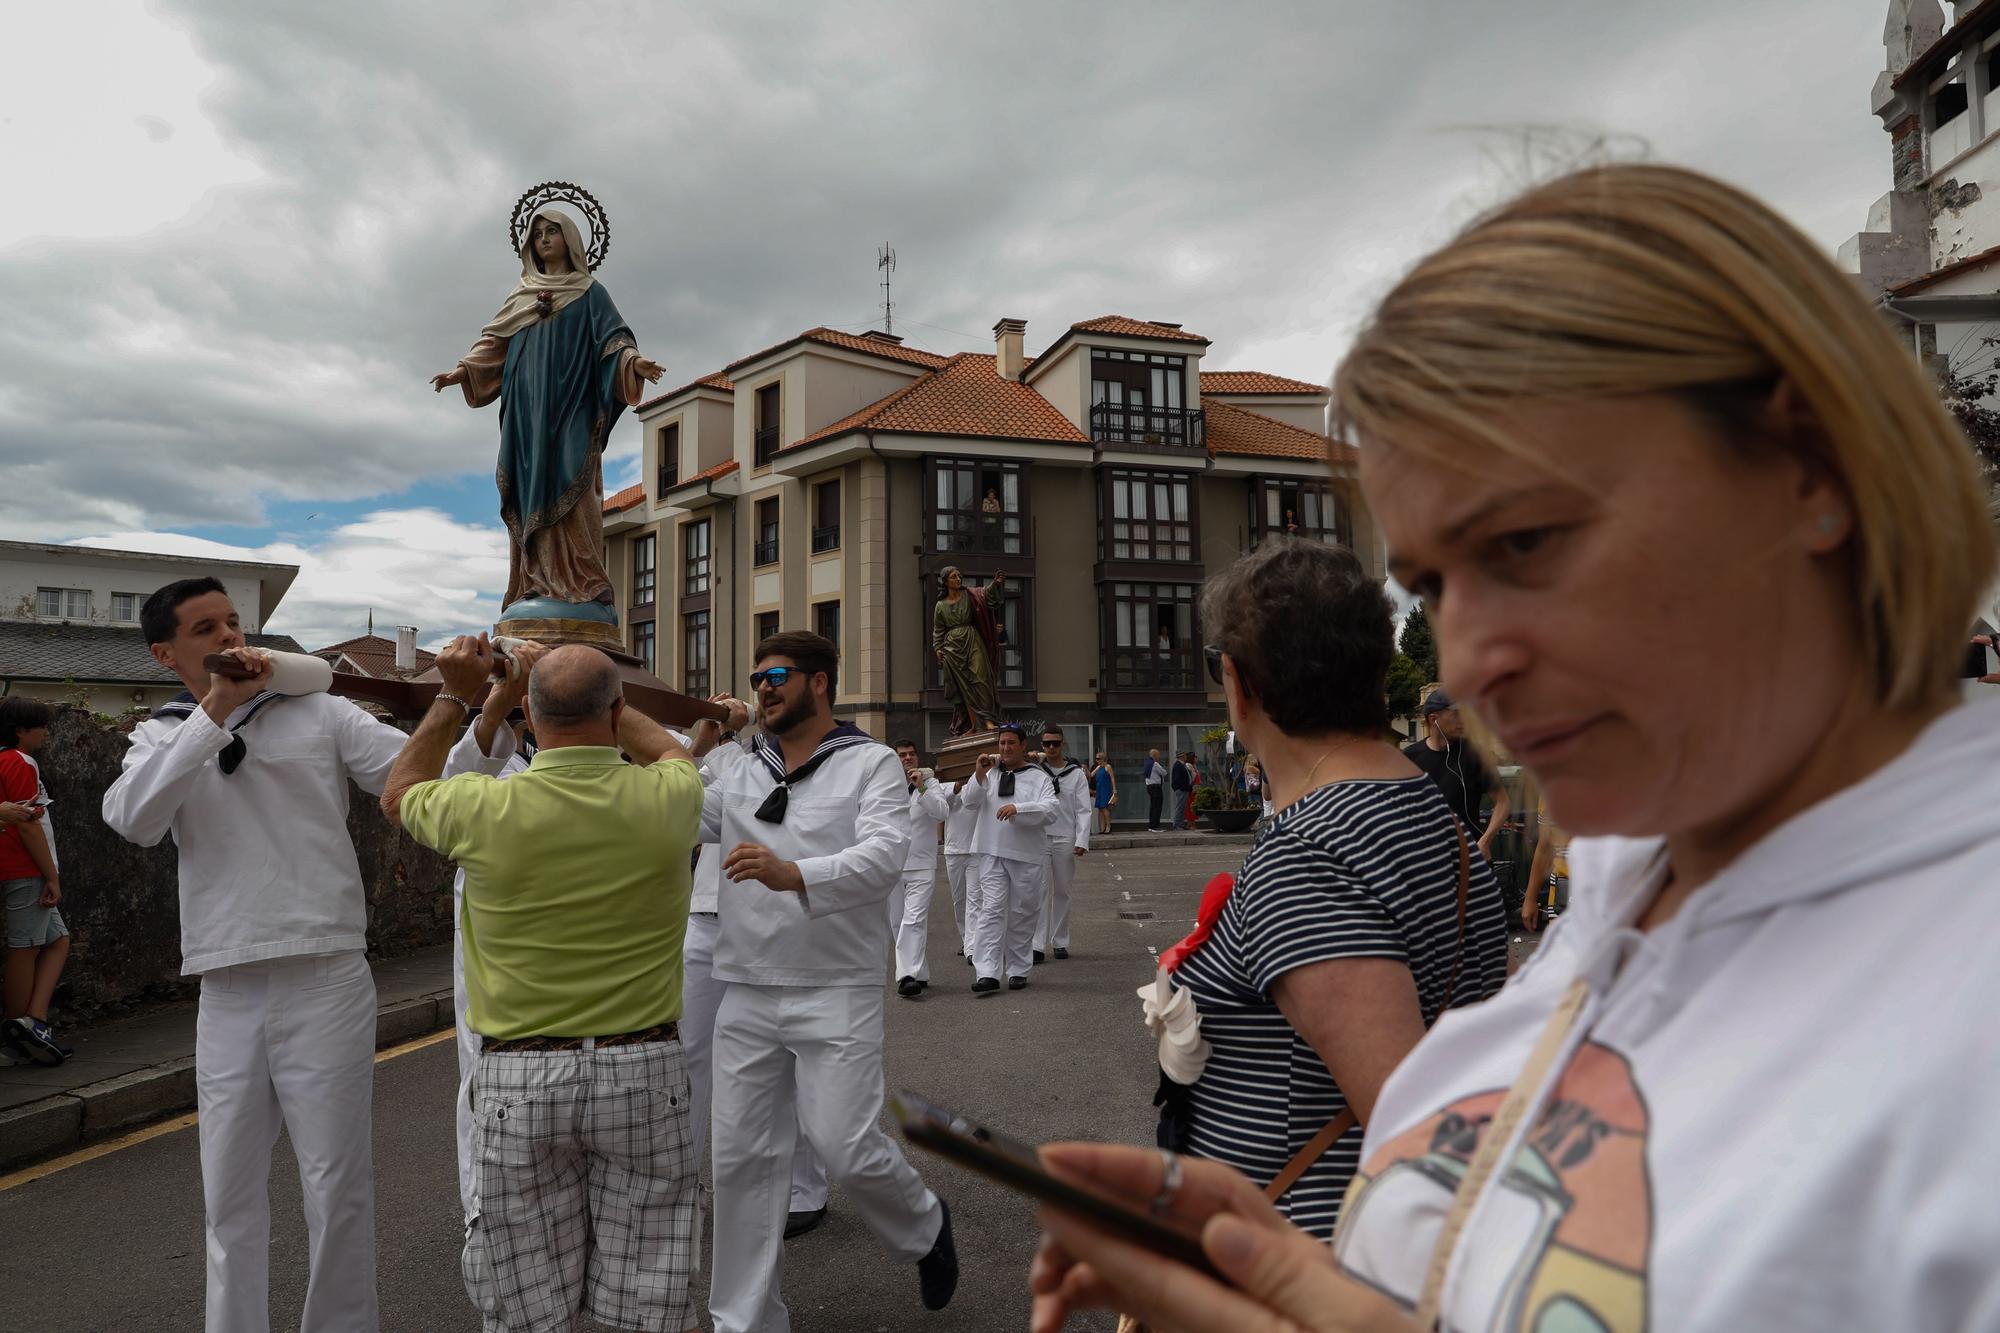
[1089,350,1200,448]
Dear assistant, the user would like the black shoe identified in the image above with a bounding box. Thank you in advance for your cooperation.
[1007,976,1027,991]
[897,975,924,998]
[971,977,999,994]
[1033,949,1046,964]
[784,1205,828,1239]
[918,1200,959,1311]
[1053,947,1069,960]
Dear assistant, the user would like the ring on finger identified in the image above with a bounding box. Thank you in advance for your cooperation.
[1150,1149,1184,1217]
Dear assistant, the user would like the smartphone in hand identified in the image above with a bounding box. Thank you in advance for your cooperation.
[892,1089,1219,1278]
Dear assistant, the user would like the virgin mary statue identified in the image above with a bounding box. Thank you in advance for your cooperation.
[432,207,663,616]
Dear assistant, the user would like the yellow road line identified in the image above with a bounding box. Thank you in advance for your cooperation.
[0,1024,458,1193]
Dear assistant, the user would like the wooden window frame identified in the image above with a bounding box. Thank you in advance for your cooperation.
[1102,468,1199,564]
[682,609,711,699]
[631,533,657,608]
[754,383,781,467]
[681,519,711,601]
[753,496,781,567]
[923,457,1029,556]
[657,422,680,495]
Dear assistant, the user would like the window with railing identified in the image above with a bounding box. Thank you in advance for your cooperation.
[755,611,780,647]
[1254,479,1348,549]
[632,534,656,607]
[926,458,1025,554]
[754,497,780,566]
[632,619,656,673]
[1090,350,1200,447]
[1103,581,1199,691]
[754,382,781,467]
[657,422,680,495]
[36,587,91,619]
[812,477,841,552]
[682,519,711,597]
[814,599,840,647]
[1104,469,1195,562]
[683,610,710,698]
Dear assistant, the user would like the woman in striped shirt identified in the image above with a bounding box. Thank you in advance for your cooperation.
[1170,538,1509,1237]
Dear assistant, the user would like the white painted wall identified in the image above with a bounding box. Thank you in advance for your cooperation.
[0,546,281,632]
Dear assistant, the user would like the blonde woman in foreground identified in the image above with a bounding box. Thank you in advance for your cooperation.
[1029,163,2000,1331]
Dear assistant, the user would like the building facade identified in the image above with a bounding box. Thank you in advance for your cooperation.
[602,317,1378,809]
[0,540,301,713]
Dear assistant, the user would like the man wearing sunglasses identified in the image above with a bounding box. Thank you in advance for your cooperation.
[691,631,958,1332]
[960,723,1058,992]
[1030,730,1093,963]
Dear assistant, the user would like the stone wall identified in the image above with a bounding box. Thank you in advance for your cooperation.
[31,705,455,1021]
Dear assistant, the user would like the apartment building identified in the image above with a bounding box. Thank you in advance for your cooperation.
[601,315,1377,794]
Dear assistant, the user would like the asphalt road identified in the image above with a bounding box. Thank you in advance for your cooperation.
[0,839,1252,1333]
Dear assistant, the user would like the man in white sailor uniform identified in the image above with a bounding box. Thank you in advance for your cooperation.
[1030,726,1093,963]
[101,577,409,1333]
[941,774,979,963]
[691,631,957,1332]
[891,741,950,997]
[960,723,1057,993]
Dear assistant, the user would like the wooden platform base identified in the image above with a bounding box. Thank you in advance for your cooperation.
[934,728,1000,782]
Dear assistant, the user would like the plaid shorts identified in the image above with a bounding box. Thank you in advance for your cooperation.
[463,1038,697,1333]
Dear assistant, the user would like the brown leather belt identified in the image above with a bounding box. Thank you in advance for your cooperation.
[482,1022,678,1053]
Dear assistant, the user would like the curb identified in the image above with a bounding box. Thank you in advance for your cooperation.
[1093,831,1258,850]
[0,987,455,1174]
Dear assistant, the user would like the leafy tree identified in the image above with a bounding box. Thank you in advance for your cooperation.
[1386,652,1425,722]
[1398,604,1439,682]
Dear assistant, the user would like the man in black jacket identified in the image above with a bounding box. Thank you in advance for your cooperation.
[1169,752,1193,829]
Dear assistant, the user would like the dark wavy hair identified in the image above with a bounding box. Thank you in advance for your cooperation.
[1198,538,1392,736]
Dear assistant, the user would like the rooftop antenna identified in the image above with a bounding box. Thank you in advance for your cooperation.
[877,243,896,335]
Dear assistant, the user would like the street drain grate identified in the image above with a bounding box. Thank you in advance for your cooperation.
[1118,910,1155,920]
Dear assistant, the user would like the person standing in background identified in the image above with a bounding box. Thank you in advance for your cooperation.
[1031,729,1093,963]
[1142,748,1166,831]
[1403,688,1511,861]
[893,741,951,997]
[0,697,69,1067]
[1090,752,1117,836]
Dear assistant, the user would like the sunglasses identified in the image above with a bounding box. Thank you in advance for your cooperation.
[1203,644,1225,686]
[1040,737,1064,747]
[749,666,800,689]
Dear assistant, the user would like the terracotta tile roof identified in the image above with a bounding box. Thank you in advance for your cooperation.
[605,482,646,513]
[1204,399,1333,462]
[309,633,436,680]
[725,327,949,375]
[789,354,1091,450]
[1070,316,1209,344]
[1200,370,1325,396]
[638,370,733,413]
[665,458,742,491]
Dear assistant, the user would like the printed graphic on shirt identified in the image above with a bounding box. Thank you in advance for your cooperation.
[1333,1043,1652,1333]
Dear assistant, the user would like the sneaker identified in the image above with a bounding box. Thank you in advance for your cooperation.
[971,977,1000,994]
[1007,976,1027,991]
[1053,947,1069,960]
[6,1016,65,1067]
[897,975,924,998]
[784,1206,828,1239]
[917,1200,959,1310]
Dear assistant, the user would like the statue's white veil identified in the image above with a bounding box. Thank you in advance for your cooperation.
[478,208,596,341]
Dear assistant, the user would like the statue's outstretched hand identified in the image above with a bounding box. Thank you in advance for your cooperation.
[431,367,468,393]
[633,357,665,384]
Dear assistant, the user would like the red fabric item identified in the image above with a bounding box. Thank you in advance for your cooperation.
[1159,870,1235,973]
[0,751,41,879]
[967,583,1002,679]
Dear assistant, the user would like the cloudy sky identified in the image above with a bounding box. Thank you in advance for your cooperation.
[2,0,1909,649]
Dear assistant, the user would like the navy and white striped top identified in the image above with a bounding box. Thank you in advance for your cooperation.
[1175,776,1509,1237]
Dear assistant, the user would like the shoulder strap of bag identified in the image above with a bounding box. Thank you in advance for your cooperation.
[1267,820,1474,1204]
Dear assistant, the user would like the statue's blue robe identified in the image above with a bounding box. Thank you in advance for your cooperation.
[496,282,635,544]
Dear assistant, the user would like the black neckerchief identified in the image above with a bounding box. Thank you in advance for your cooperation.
[153,689,286,777]
[1037,758,1081,794]
[752,722,872,823]
[997,762,1032,798]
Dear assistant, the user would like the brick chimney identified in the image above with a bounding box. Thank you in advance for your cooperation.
[395,625,417,673]
[993,318,1027,381]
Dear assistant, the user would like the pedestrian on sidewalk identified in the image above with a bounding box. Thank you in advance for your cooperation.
[103,577,410,1333]
[1090,752,1117,835]
[699,631,958,1332]
[1404,688,1511,862]
[1031,728,1092,963]
[1165,539,1507,1239]
[1,697,70,1067]
[1031,161,2000,1333]
[893,741,951,997]
[1169,751,1193,829]
[962,724,1057,991]
[385,638,708,1333]
[1142,748,1165,830]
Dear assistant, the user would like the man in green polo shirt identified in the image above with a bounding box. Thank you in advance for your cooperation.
[382,636,708,1333]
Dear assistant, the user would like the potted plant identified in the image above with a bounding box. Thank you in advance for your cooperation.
[1194,725,1261,832]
